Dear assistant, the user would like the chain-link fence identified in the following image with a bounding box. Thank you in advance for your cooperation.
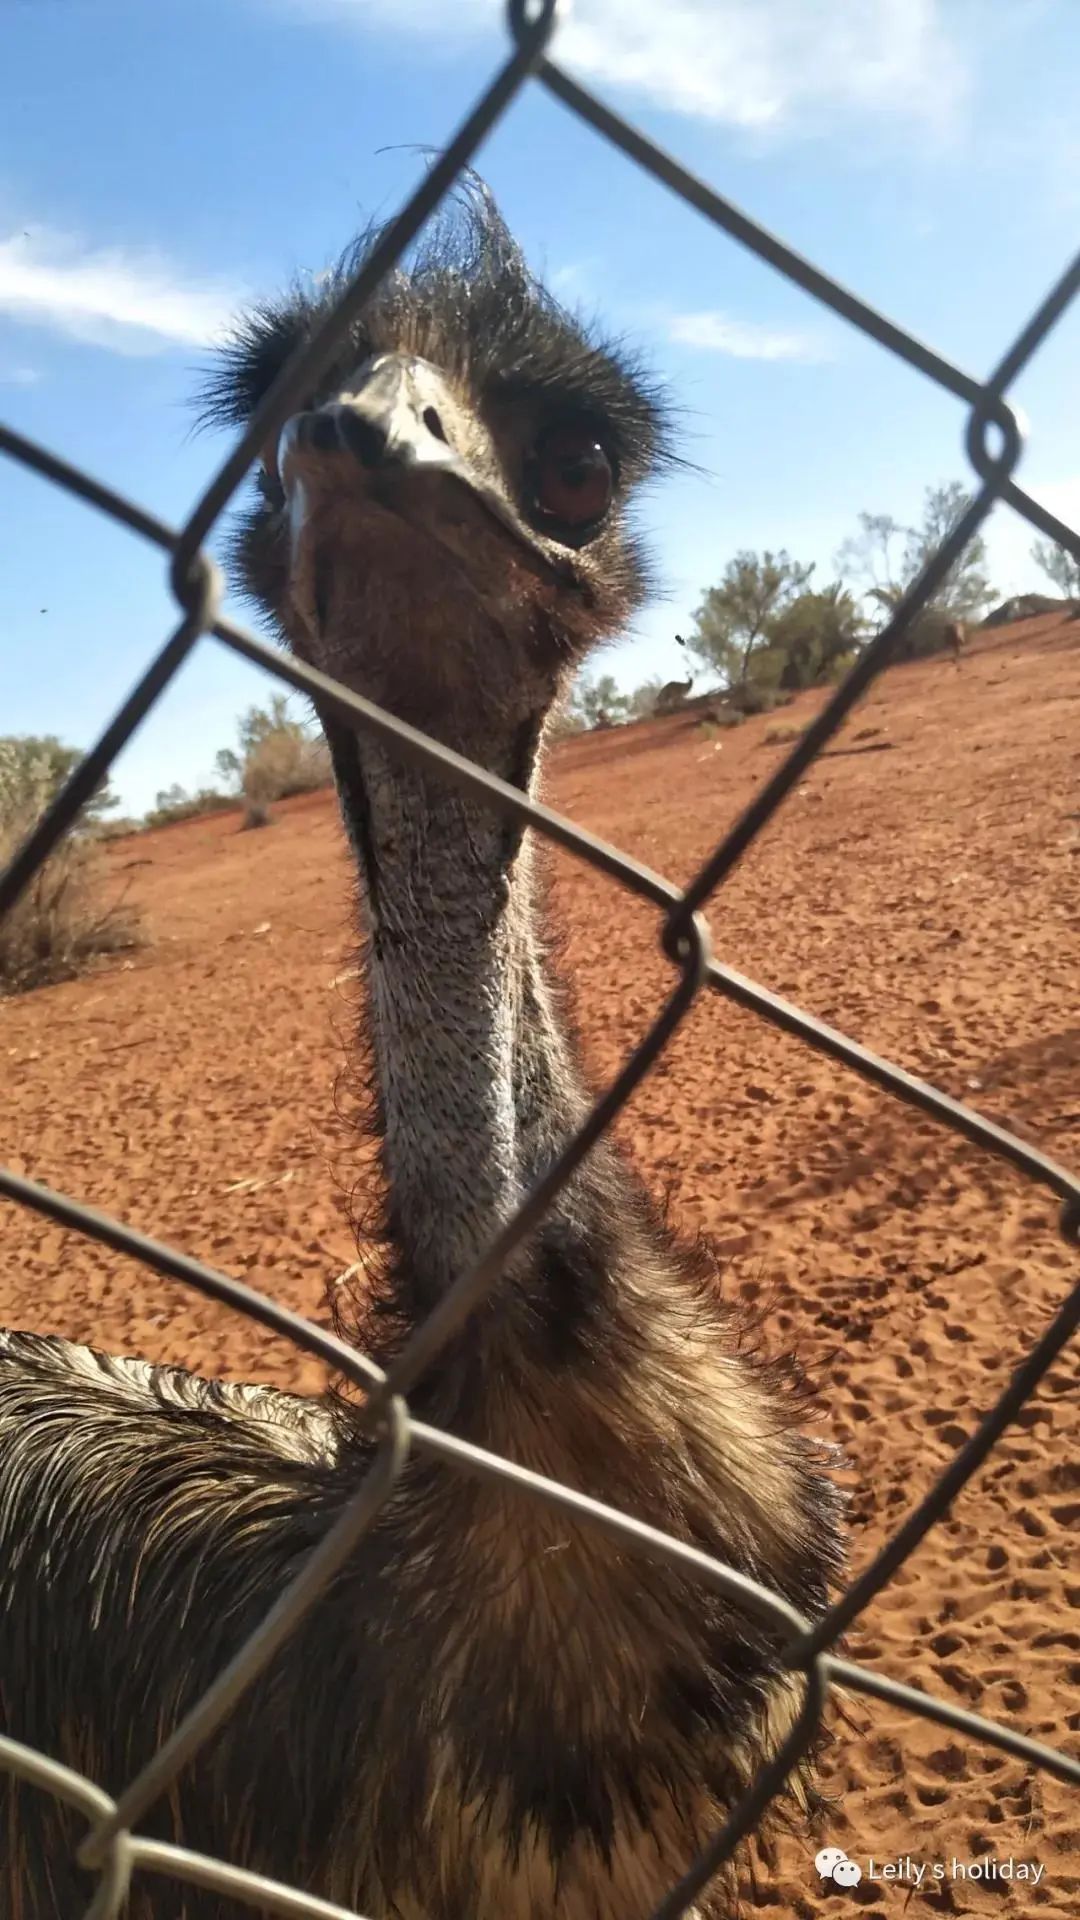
[1,2,1078,1914]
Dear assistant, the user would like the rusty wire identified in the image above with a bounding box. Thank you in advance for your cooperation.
[1,0,1078,1913]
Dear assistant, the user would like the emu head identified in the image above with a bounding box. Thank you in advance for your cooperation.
[201,183,671,764]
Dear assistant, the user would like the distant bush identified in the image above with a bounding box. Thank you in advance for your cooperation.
[822,647,860,683]
[888,608,965,662]
[763,722,805,747]
[241,797,273,832]
[558,673,631,733]
[0,737,140,995]
[698,707,744,735]
[240,726,331,824]
[138,696,332,834]
[94,815,143,842]
[215,696,332,827]
[627,678,667,721]
[143,784,236,831]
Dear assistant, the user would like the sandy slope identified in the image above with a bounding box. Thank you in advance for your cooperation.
[1,613,1077,1916]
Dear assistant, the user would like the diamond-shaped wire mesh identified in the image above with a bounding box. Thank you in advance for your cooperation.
[0,3,1078,1914]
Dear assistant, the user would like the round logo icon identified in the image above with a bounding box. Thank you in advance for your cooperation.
[816,1846,862,1887]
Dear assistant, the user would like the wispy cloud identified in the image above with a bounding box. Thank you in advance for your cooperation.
[667,309,826,362]
[0,364,42,386]
[549,260,599,299]
[0,229,242,355]
[294,0,967,134]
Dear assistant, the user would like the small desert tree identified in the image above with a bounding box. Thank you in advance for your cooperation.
[0,735,119,836]
[686,550,815,689]
[1030,536,1080,600]
[216,694,332,826]
[760,581,866,690]
[567,673,631,730]
[837,480,995,656]
[0,736,138,994]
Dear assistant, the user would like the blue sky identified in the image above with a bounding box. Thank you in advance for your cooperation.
[2,0,1079,816]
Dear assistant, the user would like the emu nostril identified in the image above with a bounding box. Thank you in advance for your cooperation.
[422,406,448,444]
[336,408,389,469]
[307,411,340,454]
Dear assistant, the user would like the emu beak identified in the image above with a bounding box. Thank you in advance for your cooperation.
[277,352,564,582]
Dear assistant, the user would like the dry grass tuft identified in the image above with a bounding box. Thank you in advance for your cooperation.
[0,745,141,996]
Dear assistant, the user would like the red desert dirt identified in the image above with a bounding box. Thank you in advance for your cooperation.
[1,613,1077,1916]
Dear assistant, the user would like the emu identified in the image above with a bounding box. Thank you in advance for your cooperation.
[654,673,694,716]
[0,186,844,1918]
[944,618,966,661]
[655,634,695,715]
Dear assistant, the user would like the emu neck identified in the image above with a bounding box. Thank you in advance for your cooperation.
[347,730,598,1322]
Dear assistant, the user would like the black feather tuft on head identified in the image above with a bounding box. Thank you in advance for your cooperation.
[196,174,676,491]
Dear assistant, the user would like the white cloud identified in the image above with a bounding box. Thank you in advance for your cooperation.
[0,229,242,355]
[0,364,41,386]
[667,309,825,361]
[294,0,967,133]
[549,260,597,298]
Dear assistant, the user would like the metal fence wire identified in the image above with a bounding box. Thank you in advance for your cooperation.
[1,2,1079,1914]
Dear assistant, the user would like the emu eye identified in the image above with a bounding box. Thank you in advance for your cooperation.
[529,425,613,531]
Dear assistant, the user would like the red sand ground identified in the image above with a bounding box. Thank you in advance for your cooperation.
[1,614,1077,1916]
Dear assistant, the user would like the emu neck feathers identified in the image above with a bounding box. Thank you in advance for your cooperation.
[351,732,596,1315]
